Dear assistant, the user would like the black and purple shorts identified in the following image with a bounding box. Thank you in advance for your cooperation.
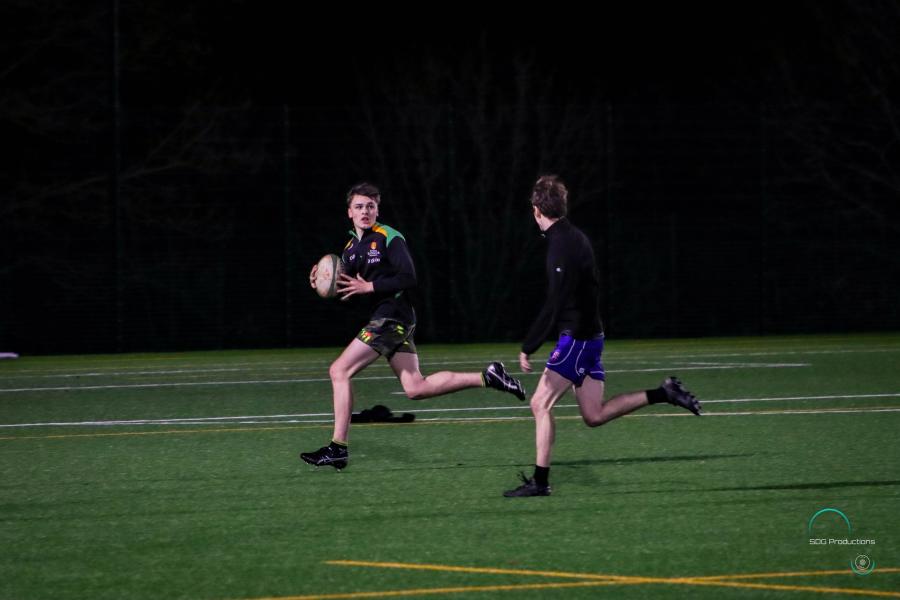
[545,333,606,386]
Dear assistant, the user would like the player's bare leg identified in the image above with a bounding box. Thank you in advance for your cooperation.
[329,339,380,442]
[300,339,379,470]
[530,369,574,467]
[389,351,482,399]
[574,378,648,427]
[504,369,569,497]
[507,370,650,498]
[389,352,525,401]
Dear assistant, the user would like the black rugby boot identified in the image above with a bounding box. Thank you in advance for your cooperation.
[483,362,526,401]
[300,444,349,470]
[661,376,702,415]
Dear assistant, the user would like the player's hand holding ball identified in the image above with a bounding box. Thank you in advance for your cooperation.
[311,254,373,300]
[336,273,374,301]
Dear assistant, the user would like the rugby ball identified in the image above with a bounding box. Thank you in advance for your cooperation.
[314,254,344,299]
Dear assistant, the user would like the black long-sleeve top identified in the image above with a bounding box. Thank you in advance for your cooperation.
[521,218,604,355]
[341,222,417,324]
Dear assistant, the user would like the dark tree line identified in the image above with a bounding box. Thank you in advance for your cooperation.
[2,1,898,353]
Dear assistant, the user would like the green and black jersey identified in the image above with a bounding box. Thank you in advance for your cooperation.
[341,222,416,324]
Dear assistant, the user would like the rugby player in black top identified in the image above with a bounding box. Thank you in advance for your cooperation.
[504,175,702,497]
[300,182,526,470]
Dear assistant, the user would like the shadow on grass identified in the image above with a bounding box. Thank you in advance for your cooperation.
[375,454,753,473]
[554,453,753,467]
[592,479,900,498]
[378,462,531,472]
[705,480,900,492]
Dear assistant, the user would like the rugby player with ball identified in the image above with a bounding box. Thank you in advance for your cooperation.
[301,182,526,470]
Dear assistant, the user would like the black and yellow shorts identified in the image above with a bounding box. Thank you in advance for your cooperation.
[356,318,417,358]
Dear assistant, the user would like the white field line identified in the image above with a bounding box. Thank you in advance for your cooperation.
[635,407,900,417]
[656,347,900,359]
[0,357,519,376]
[0,363,809,393]
[1,345,897,378]
[417,407,900,422]
[0,360,491,380]
[603,363,809,374]
[0,358,771,379]
[2,393,898,429]
[0,360,761,382]
[0,375,386,393]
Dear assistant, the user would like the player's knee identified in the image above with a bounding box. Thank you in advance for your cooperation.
[403,381,428,400]
[582,415,602,427]
[582,413,608,428]
[530,398,550,418]
[329,361,349,383]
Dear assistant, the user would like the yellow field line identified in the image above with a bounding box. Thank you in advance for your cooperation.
[693,567,900,581]
[673,578,900,597]
[324,560,900,598]
[246,580,615,600]
[326,559,634,582]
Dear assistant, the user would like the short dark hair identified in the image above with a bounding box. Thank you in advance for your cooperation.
[531,175,568,218]
[346,182,381,206]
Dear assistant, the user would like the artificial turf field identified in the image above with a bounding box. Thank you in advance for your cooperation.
[1,333,898,600]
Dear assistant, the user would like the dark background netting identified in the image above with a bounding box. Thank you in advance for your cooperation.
[2,2,898,354]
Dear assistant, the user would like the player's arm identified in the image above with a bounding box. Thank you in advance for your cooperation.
[520,245,574,359]
[521,282,561,357]
[370,237,417,293]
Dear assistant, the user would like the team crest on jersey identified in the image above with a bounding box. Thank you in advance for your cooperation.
[550,350,560,361]
[367,241,381,263]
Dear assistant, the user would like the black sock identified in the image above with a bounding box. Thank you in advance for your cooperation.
[533,465,550,487]
[646,387,668,405]
[329,439,347,451]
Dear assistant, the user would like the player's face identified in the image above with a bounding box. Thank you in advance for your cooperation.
[347,194,379,231]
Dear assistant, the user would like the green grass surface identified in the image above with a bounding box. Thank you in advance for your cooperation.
[1,333,899,599]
